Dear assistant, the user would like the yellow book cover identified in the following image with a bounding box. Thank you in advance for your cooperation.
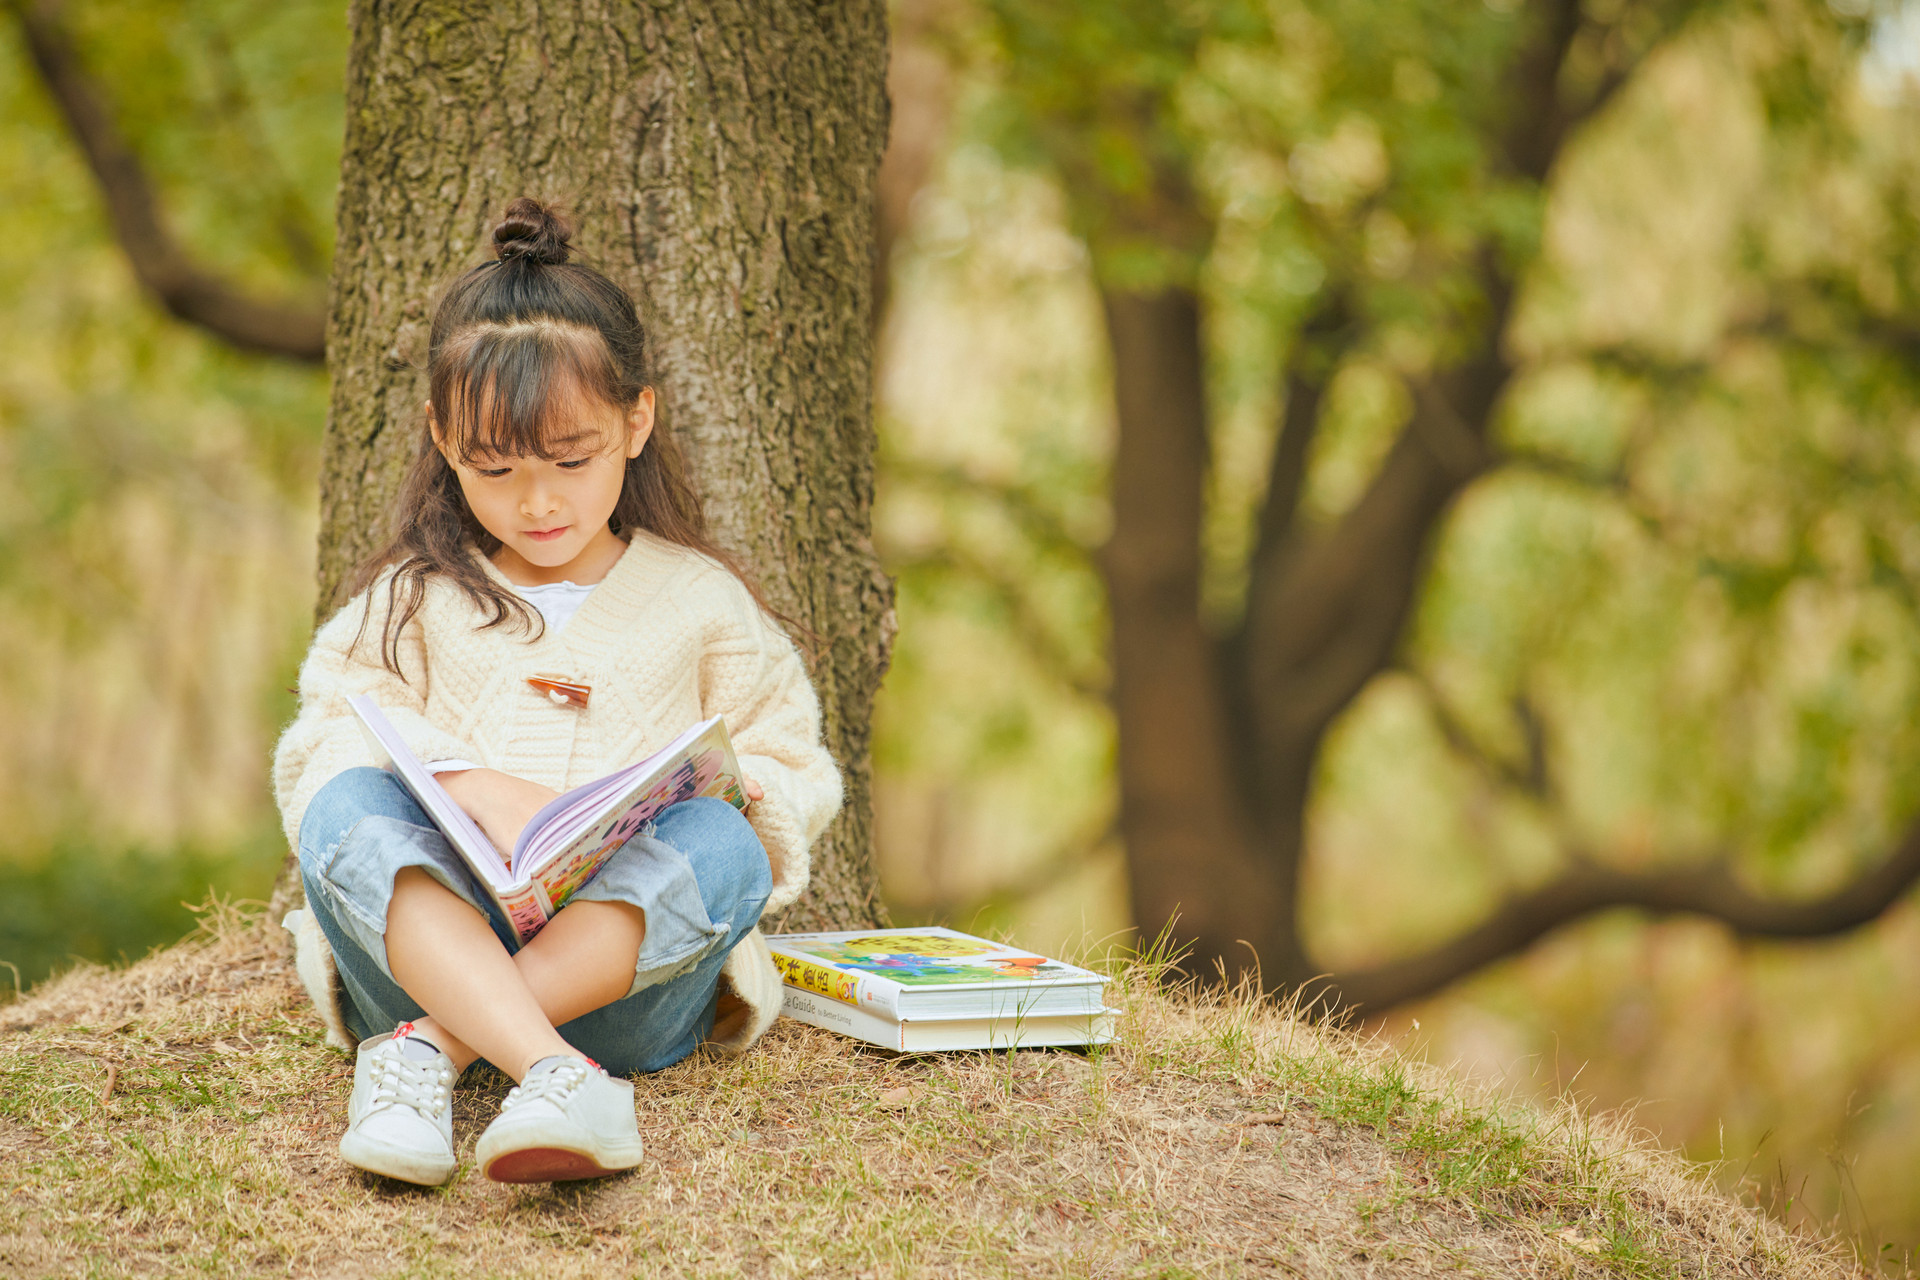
[770,950,864,1007]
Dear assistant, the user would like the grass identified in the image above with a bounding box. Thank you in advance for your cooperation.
[0,833,282,986]
[0,901,1865,1279]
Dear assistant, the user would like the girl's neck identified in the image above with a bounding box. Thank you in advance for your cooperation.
[490,525,628,587]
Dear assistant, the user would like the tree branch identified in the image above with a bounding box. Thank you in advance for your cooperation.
[1402,664,1551,801]
[1241,363,1502,756]
[1500,0,1590,182]
[1319,823,1920,1013]
[889,545,1107,699]
[1242,290,1351,602]
[1236,0,1626,758]
[1501,0,1697,183]
[5,0,325,361]
[880,452,1098,565]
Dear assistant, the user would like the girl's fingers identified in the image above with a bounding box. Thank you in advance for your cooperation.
[745,778,765,802]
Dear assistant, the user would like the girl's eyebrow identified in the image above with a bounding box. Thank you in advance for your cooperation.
[457,431,604,464]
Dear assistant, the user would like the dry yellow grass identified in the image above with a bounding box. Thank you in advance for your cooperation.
[0,902,1863,1278]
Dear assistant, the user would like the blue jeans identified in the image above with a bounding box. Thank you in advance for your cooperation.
[297,767,772,1076]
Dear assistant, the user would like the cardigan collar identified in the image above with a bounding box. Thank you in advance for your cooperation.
[470,532,691,665]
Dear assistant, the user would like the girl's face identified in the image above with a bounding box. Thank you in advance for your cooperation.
[429,386,655,586]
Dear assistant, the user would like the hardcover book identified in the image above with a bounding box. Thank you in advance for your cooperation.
[779,987,1117,1053]
[767,926,1115,1049]
[347,694,747,944]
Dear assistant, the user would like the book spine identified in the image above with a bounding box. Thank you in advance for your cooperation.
[768,951,900,1017]
[495,882,552,946]
[778,987,905,1051]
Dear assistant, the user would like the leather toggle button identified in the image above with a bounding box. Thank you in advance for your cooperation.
[527,674,590,708]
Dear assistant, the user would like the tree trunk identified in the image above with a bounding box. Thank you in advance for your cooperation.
[270,0,895,930]
[1102,282,1505,996]
[1100,289,1295,980]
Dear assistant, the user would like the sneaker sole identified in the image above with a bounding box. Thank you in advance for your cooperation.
[483,1145,631,1183]
[339,1133,455,1187]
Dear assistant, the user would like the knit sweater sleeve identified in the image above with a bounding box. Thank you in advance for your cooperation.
[271,577,483,852]
[698,582,844,914]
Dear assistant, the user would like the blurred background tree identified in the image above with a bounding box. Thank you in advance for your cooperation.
[8,0,1920,1262]
[967,0,1920,1011]
[0,0,337,982]
[874,0,1920,1255]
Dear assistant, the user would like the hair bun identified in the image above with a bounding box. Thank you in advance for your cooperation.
[491,197,572,265]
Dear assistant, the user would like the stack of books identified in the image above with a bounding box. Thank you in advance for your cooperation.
[766,926,1118,1052]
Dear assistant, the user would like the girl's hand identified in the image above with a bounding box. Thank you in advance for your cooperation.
[744,777,764,805]
[436,768,560,861]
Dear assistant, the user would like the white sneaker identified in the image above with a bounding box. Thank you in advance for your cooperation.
[339,1027,457,1186]
[475,1055,644,1183]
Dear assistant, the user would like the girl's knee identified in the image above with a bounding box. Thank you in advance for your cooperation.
[653,798,771,925]
[702,835,772,931]
[298,767,408,861]
[653,795,748,850]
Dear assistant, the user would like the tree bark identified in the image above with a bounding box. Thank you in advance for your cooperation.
[273,0,895,929]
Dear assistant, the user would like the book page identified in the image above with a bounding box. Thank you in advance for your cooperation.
[345,695,511,884]
[513,718,743,874]
[768,927,1109,991]
[345,700,746,936]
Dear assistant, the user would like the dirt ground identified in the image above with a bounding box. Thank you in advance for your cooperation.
[0,904,1863,1278]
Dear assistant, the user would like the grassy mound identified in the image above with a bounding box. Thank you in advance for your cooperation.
[0,903,1860,1278]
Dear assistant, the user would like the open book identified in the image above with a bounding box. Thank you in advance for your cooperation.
[346,694,748,944]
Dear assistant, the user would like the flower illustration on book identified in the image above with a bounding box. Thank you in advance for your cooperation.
[601,808,651,851]
[538,844,605,910]
[596,748,734,854]
[797,934,1071,985]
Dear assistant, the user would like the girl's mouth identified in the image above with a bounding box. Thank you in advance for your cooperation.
[525,526,570,543]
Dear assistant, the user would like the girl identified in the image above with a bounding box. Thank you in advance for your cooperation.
[274,198,841,1187]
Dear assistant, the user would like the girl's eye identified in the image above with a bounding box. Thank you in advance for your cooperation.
[476,466,512,478]
[558,458,591,470]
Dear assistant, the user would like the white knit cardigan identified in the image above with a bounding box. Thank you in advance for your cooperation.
[273,532,842,1056]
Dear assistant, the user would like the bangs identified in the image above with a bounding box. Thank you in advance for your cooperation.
[433,320,625,462]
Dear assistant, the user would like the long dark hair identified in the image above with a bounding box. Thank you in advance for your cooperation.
[351,198,786,672]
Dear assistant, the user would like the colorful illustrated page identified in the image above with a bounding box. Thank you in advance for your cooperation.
[787,932,1079,987]
[527,746,747,915]
[502,888,550,944]
[534,839,613,914]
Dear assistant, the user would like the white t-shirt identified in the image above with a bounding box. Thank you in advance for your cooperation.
[425,579,597,775]
[512,579,597,634]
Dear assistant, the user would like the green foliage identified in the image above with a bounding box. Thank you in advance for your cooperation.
[0,1,339,939]
[53,0,341,291]
[933,0,1920,953]
[878,0,1920,1257]
[0,833,282,988]
[6,0,1920,1260]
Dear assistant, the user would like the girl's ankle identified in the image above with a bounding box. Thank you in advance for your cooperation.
[510,1045,589,1082]
[403,1018,480,1072]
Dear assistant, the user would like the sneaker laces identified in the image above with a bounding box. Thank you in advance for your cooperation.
[500,1057,594,1112]
[368,1045,453,1120]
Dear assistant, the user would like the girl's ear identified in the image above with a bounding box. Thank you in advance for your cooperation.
[626,387,657,459]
